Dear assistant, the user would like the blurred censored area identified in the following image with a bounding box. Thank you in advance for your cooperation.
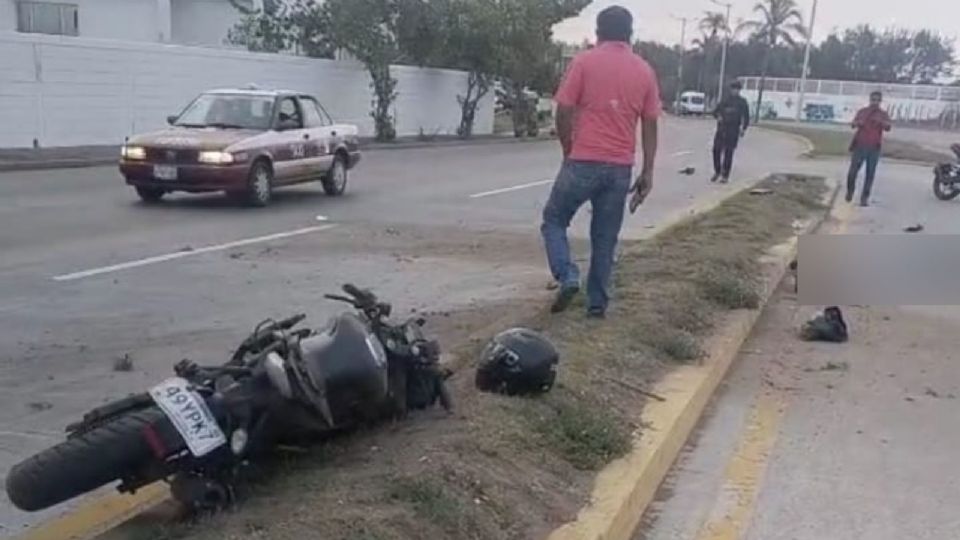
[798,235,960,306]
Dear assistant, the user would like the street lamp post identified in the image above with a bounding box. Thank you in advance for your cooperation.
[710,0,733,102]
[672,15,689,113]
[796,0,818,121]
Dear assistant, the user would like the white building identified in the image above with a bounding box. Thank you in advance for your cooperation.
[0,0,254,47]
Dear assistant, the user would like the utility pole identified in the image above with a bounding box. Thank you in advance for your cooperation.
[672,15,689,113]
[796,0,818,121]
[711,0,733,102]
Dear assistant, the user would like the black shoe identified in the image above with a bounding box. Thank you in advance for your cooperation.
[859,200,869,207]
[587,308,606,319]
[551,285,580,313]
[845,191,854,203]
[710,173,720,183]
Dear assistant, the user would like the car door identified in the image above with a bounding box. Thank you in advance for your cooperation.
[298,96,335,176]
[271,96,311,183]
[316,101,358,158]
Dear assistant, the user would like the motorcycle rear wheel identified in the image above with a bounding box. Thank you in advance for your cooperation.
[5,407,167,512]
[933,171,960,201]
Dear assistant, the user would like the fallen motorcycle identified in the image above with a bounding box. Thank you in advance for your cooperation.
[5,284,451,513]
[932,143,960,201]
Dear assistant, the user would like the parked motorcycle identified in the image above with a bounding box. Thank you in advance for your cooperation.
[5,285,451,513]
[933,143,960,201]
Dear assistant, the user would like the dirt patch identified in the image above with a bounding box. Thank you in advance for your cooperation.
[234,224,586,268]
[114,175,827,540]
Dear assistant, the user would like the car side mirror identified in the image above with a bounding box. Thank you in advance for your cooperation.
[166,115,178,126]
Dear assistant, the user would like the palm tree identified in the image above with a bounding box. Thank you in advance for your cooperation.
[700,10,727,40]
[696,11,727,96]
[738,0,807,121]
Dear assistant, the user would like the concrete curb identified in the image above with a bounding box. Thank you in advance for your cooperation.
[754,125,817,158]
[0,135,554,173]
[547,176,840,540]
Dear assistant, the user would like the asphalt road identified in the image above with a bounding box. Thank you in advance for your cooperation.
[637,158,960,539]
[0,117,804,536]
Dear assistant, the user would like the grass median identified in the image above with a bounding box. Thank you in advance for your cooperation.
[762,122,953,164]
[119,174,827,540]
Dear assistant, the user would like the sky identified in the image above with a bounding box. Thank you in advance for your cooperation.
[553,0,959,47]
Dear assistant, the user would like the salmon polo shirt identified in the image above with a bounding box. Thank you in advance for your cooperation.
[554,41,661,166]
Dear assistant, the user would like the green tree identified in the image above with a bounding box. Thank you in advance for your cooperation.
[808,26,953,84]
[906,30,955,83]
[738,0,806,120]
[225,0,291,53]
[429,0,501,138]
[498,0,589,137]
[634,40,680,103]
[695,11,727,96]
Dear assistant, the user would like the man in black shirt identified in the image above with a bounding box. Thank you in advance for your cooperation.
[711,81,751,183]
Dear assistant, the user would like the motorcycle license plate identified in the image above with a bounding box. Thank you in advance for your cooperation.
[149,377,226,457]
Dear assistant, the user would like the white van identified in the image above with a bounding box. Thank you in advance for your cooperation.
[678,91,707,116]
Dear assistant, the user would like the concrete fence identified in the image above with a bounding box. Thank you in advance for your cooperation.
[740,76,960,129]
[0,31,494,148]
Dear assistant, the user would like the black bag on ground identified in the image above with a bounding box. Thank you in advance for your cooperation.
[800,306,849,343]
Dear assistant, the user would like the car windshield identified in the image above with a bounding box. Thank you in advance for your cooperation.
[173,94,274,129]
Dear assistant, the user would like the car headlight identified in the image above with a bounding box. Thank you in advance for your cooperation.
[198,151,235,165]
[122,146,146,160]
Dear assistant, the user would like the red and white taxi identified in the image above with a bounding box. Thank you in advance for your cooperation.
[119,88,361,206]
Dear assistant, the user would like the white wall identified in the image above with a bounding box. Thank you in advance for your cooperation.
[74,0,158,42]
[743,89,960,126]
[0,1,17,32]
[0,32,495,148]
[171,0,241,47]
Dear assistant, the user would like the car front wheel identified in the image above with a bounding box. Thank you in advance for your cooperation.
[322,156,348,196]
[245,161,273,207]
[135,186,165,204]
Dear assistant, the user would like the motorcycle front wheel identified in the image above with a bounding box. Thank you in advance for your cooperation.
[5,407,167,512]
[933,170,960,201]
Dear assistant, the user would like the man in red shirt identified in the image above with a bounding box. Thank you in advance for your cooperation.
[847,91,892,207]
[542,5,660,318]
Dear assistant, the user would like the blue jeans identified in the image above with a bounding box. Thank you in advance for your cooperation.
[847,146,881,201]
[541,160,632,312]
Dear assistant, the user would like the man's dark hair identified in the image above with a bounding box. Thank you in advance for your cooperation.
[596,6,633,43]
[730,81,743,90]
[870,91,883,99]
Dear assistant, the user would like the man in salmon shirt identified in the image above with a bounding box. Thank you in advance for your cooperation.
[847,91,892,207]
[542,5,660,318]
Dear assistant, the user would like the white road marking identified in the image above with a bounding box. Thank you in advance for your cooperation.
[53,225,338,282]
[672,150,694,157]
[470,179,553,199]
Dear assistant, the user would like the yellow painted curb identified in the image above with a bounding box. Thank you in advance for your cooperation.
[12,484,170,540]
[547,177,840,540]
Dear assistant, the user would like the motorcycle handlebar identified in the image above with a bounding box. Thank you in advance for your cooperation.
[278,314,306,330]
[324,294,358,307]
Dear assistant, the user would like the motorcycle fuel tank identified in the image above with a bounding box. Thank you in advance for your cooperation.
[298,313,389,425]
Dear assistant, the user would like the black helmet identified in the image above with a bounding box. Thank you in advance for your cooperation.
[476,328,558,396]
